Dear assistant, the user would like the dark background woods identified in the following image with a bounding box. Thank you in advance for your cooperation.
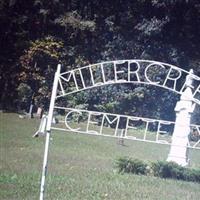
[0,0,200,123]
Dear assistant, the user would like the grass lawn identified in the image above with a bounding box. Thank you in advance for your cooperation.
[0,112,200,200]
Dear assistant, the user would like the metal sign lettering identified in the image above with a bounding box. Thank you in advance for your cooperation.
[51,106,200,149]
[57,60,200,105]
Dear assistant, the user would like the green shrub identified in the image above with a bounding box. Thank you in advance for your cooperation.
[116,157,148,175]
[116,158,200,183]
[151,161,184,179]
[182,168,200,182]
[151,161,200,183]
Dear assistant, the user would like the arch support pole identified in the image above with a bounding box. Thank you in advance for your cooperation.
[39,64,61,200]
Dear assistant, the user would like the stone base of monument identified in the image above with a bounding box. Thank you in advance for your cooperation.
[167,138,189,166]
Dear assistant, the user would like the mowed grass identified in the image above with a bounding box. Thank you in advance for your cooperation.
[0,113,200,200]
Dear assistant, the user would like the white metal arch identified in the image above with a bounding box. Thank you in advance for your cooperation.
[39,61,200,200]
[57,59,200,105]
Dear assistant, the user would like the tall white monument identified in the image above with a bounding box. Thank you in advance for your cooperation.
[167,69,196,166]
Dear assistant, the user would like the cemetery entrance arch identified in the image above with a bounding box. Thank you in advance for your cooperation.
[39,60,200,200]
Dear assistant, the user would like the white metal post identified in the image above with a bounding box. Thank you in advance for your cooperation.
[39,64,61,200]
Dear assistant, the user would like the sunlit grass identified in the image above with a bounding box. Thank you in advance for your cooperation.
[0,113,200,199]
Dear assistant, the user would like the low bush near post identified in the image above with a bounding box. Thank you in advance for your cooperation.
[116,157,200,183]
[152,161,200,182]
[151,161,184,179]
[116,157,148,175]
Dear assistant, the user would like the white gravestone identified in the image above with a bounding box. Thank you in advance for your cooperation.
[167,69,196,166]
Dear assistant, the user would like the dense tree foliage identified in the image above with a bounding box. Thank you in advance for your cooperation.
[0,0,200,123]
